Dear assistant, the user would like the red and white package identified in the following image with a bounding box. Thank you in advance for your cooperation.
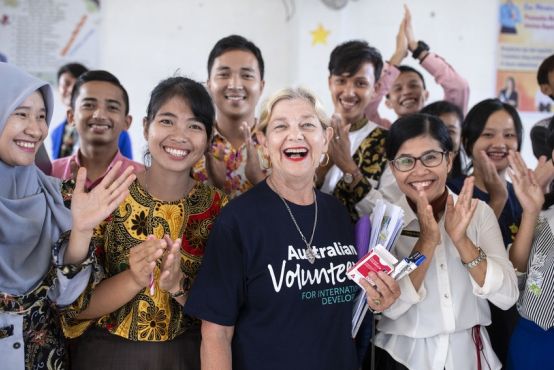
[347,244,398,288]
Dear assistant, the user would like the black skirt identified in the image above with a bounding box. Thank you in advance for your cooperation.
[69,325,200,370]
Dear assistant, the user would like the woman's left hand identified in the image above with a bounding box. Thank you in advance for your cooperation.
[71,162,136,233]
[445,176,478,245]
[359,271,401,312]
[158,235,183,294]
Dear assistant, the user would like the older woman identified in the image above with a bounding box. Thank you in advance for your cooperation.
[366,113,518,370]
[185,87,400,370]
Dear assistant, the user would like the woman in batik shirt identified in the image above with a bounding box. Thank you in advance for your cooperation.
[62,77,227,370]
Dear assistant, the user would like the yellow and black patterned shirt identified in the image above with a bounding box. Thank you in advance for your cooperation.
[61,179,227,341]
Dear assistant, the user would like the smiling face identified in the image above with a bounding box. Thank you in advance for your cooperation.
[439,112,462,153]
[386,71,429,117]
[69,81,131,148]
[328,62,376,123]
[58,72,77,108]
[207,49,264,122]
[144,96,208,174]
[0,91,48,166]
[258,98,332,183]
[470,109,518,172]
[390,135,451,203]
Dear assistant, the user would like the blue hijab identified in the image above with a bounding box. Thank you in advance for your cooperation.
[0,63,72,295]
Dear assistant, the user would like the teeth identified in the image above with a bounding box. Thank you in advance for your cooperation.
[487,151,507,158]
[340,100,357,108]
[226,96,245,101]
[401,99,416,107]
[411,181,432,190]
[284,148,307,154]
[89,124,110,130]
[164,147,189,157]
[15,141,36,148]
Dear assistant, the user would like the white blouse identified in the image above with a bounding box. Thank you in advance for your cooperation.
[364,187,519,370]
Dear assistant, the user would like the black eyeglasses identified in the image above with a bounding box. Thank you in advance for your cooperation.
[391,150,448,172]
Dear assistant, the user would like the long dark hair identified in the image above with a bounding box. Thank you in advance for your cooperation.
[543,116,554,209]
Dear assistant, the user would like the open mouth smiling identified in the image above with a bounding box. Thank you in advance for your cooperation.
[283,147,308,161]
[163,146,190,158]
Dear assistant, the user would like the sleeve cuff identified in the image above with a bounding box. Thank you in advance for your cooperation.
[470,257,503,296]
[52,231,95,279]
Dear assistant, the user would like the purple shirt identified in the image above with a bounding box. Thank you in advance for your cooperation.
[51,150,144,190]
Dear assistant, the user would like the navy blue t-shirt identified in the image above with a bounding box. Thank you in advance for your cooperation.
[185,180,358,370]
[447,176,522,247]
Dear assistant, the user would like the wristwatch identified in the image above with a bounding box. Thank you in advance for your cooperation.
[342,168,363,188]
[412,40,430,60]
[463,247,487,269]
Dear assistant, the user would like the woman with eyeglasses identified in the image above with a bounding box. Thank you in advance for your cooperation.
[369,113,518,370]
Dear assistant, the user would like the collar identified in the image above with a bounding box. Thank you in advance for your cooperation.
[349,116,369,132]
[76,149,124,188]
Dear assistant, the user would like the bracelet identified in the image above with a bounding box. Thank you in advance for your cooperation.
[169,274,187,299]
[463,247,487,269]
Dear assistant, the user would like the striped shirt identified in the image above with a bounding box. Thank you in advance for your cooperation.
[516,206,554,330]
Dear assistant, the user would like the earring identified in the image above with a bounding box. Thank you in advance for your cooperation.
[319,152,330,167]
[261,155,272,170]
[143,149,152,168]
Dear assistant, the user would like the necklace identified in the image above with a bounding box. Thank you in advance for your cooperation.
[268,178,318,264]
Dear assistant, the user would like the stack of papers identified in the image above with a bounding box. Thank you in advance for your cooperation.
[351,199,405,337]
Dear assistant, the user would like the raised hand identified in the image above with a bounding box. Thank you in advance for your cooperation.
[242,121,266,184]
[532,153,554,193]
[158,235,184,294]
[404,5,417,51]
[508,151,544,215]
[129,236,167,288]
[71,161,136,233]
[474,150,508,216]
[390,11,408,65]
[328,114,356,173]
[445,176,478,245]
[415,189,441,246]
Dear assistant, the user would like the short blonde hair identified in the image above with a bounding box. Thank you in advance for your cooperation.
[258,87,330,133]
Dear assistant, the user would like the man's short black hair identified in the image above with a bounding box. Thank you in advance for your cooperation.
[537,54,554,85]
[207,35,265,80]
[397,65,427,89]
[70,70,130,115]
[57,62,88,82]
[328,40,383,82]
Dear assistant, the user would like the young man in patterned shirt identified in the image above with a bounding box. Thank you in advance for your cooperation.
[194,35,267,198]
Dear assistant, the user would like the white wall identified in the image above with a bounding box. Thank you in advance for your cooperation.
[49,0,551,165]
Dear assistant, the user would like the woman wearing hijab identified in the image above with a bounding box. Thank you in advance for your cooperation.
[185,87,400,370]
[0,63,135,370]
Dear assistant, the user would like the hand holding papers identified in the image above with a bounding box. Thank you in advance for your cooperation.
[349,200,425,337]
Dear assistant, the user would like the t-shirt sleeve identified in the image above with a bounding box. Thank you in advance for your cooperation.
[184,214,245,326]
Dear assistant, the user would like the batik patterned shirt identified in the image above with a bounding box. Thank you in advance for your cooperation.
[61,180,227,341]
[193,125,267,198]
